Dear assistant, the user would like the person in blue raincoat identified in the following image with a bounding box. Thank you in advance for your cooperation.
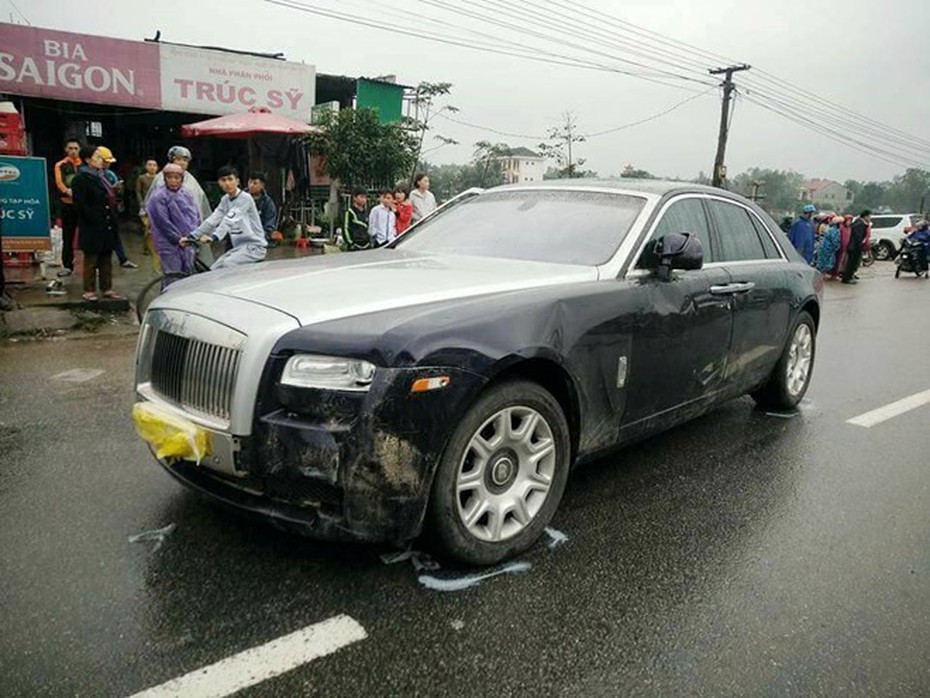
[905,219,930,275]
[788,204,817,263]
[815,215,843,277]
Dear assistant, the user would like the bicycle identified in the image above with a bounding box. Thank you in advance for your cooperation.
[135,240,214,323]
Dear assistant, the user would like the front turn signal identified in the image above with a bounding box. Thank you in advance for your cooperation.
[411,376,451,393]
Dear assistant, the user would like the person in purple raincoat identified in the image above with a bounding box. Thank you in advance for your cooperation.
[145,163,201,286]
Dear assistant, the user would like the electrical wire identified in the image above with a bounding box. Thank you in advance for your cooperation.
[413,0,717,88]
[435,87,716,141]
[743,93,924,170]
[538,0,930,154]
[8,0,31,25]
[266,0,716,94]
[270,0,927,168]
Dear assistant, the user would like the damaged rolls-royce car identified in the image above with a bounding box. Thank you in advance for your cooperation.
[133,180,822,565]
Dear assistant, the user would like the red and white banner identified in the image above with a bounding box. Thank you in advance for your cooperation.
[0,24,161,108]
[0,23,315,120]
[159,44,315,120]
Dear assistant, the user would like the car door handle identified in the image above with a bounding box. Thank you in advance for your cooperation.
[709,282,756,295]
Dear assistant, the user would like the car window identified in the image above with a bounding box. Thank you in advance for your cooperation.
[748,212,782,259]
[635,197,715,267]
[707,200,767,262]
[395,190,646,265]
[871,216,902,229]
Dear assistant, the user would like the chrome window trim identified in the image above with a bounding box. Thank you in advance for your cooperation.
[621,192,711,280]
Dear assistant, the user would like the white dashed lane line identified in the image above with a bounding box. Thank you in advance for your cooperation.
[847,388,930,428]
[127,614,367,698]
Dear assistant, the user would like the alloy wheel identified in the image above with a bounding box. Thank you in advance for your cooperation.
[785,323,813,397]
[455,406,557,543]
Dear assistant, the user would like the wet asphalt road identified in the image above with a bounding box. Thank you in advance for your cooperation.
[2,263,929,697]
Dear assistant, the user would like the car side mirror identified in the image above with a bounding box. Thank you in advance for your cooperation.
[649,232,703,281]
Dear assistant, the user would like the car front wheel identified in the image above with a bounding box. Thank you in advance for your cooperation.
[874,240,896,261]
[426,379,571,565]
[751,311,816,411]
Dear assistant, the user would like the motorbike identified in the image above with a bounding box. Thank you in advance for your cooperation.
[894,238,929,279]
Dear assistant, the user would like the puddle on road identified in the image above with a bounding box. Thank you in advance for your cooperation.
[50,368,105,383]
[382,526,570,593]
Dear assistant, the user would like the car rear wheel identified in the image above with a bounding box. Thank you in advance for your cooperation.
[426,380,570,565]
[751,311,816,411]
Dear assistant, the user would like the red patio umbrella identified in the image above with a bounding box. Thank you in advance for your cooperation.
[180,106,322,138]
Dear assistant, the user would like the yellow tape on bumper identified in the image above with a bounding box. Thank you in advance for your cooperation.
[132,402,211,464]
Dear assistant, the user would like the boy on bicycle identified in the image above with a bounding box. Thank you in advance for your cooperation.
[182,166,267,269]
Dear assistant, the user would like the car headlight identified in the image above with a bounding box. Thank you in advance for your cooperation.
[280,354,376,391]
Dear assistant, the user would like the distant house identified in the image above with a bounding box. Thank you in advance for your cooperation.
[800,179,854,209]
[495,147,546,184]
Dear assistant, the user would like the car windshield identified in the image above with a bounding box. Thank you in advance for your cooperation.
[393,189,646,265]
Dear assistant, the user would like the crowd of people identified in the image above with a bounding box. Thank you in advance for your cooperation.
[340,173,437,251]
[783,204,930,282]
[49,139,277,299]
[784,205,873,284]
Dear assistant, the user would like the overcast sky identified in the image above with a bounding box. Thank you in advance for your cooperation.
[5,0,929,182]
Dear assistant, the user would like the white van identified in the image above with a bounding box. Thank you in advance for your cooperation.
[870,213,923,260]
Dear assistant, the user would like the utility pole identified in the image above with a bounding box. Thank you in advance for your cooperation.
[709,64,750,189]
[749,180,765,204]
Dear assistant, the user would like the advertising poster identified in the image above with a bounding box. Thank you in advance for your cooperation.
[0,156,51,251]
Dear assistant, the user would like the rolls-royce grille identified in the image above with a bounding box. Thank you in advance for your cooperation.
[150,329,241,421]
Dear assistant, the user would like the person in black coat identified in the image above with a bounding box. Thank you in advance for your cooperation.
[71,145,122,301]
[842,209,872,285]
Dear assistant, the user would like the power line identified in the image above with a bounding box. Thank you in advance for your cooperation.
[583,87,716,137]
[436,87,715,142]
[495,0,930,158]
[264,0,625,74]
[267,0,708,91]
[8,0,31,24]
[538,0,930,155]
[434,113,543,140]
[499,0,713,77]
[743,93,924,171]
[421,0,717,87]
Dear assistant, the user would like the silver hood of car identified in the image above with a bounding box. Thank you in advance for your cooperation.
[160,250,599,327]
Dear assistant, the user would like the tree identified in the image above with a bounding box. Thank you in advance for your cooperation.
[620,166,656,179]
[694,171,712,186]
[406,82,458,183]
[472,141,511,186]
[728,168,805,216]
[304,107,417,188]
[885,168,930,213]
[538,112,587,178]
[857,182,889,211]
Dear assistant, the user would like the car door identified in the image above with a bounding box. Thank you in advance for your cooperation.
[620,195,734,429]
[705,197,792,393]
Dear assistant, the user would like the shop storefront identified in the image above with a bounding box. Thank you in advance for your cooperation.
[0,22,316,228]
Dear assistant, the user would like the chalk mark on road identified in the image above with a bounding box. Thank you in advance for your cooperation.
[127,614,367,698]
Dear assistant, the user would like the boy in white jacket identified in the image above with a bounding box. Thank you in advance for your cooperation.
[183,166,267,269]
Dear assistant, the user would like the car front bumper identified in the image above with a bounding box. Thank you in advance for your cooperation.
[142,365,487,543]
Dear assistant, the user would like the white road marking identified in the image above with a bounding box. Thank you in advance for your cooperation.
[50,368,104,383]
[128,614,367,698]
[847,389,930,428]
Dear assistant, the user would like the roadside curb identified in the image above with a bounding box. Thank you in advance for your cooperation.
[0,305,138,341]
